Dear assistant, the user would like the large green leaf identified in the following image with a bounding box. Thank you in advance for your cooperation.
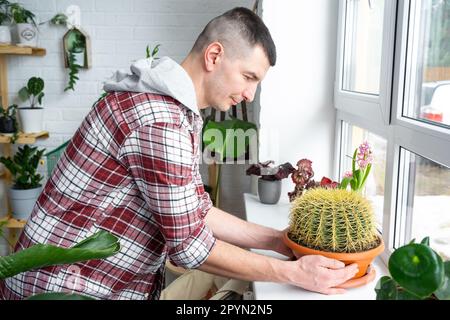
[26,292,95,300]
[435,261,450,300]
[375,276,398,300]
[0,230,120,279]
[203,117,257,161]
[388,243,444,299]
[27,77,44,96]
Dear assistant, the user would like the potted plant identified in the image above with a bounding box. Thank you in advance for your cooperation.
[0,0,12,44]
[202,115,258,205]
[246,160,295,204]
[283,142,385,287]
[9,2,37,47]
[18,76,44,133]
[64,31,85,91]
[0,103,18,142]
[375,237,449,300]
[287,158,339,202]
[0,144,45,220]
[0,230,120,299]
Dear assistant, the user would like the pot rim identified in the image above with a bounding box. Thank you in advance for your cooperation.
[283,230,385,261]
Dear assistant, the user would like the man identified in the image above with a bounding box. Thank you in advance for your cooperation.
[0,7,358,300]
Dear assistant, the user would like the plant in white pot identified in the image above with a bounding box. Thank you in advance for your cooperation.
[0,0,12,44]
[0,144,45,220]
[18,76,45,133]
[64,31,85,91]
[10,2,37,47]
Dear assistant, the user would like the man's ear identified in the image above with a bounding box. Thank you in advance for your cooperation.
[204,42,224,72]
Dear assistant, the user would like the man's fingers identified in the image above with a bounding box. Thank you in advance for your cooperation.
[316,255,346,269]
[327,264,359,287]
[320,287,347,295]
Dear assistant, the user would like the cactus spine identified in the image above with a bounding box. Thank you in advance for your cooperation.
[288,188,379,253]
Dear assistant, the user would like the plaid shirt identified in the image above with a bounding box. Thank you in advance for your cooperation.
[0,92,216,300]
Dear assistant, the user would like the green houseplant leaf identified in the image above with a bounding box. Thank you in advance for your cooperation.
[388,242,444,299]
[0,144,46,189]
[0,230,120,279]
[26,292,95,300]
[202,117,257,161]
[27,77,44,96]
[434,261,450,300]
[375,276,398,300]
[26,292,96,300]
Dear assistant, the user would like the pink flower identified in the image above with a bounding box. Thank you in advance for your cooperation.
[356,142,373,169]
[343,171,353,178]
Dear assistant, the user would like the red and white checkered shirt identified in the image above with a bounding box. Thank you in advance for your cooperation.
[0,92,216,300]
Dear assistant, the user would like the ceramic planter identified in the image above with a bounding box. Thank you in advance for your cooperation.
[9,185,42,220]
[72,48,85,66]
[0,25,11,44]
[16,23,38,47]
[283,231,385,281]
[258,178,281,204]
[0,116,16,134]
[18,107,43,133]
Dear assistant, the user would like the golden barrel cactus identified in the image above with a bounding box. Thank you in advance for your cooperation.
[288,188,380,253]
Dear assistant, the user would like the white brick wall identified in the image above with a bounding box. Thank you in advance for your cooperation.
[2,0,257,218]
[6,0,254,150]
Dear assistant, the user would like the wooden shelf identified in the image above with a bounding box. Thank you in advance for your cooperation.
[0,215,26,228]
[0,45,46,56]
[0,131,49,144]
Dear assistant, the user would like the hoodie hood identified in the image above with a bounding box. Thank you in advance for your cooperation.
[103,57,199,115]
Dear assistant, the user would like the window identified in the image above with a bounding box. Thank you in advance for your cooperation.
[396,149,450,260]
[342,0,385,95]
[403,0,450,127]
[335,0,450,259]
[340,122,387,230]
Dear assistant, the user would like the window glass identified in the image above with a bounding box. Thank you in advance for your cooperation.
[342,0,385,95]
[397,148,450,260]
[403,0,450,127]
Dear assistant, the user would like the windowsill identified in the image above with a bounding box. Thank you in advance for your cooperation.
[243,193,388,300]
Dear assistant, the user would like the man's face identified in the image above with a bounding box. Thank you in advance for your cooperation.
[205,45,270,111]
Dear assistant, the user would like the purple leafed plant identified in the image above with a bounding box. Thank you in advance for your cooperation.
[246,160,295,181]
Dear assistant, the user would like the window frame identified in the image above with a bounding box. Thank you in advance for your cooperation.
[334,0,450,263]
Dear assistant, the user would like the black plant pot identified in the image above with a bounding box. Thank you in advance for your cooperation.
[0,116,16,134]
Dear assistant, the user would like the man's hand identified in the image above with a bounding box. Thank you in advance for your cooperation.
[270,228,295,258]
[281,255,359,295]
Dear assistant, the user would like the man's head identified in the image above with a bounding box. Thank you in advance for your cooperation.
[185,7,276,111]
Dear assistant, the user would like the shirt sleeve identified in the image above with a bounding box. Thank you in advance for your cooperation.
[193,162,213,218]
[118,123,216,269]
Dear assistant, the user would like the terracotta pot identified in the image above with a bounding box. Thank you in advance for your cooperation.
[283,231,385,279]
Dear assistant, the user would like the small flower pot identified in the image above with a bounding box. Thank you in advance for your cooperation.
[283,231,385,281]
[18,107,44,133]
[16,23,38,47]
[258,178,282,204]
[0,116,16,134]
[9,185,42,220]
[0,25,11,45]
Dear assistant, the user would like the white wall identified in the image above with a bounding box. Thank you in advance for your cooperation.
[257,0,339,196]
[0,1,255,231]
[5,0,253,150]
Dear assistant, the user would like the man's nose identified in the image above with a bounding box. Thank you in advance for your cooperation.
[242,84,258,102]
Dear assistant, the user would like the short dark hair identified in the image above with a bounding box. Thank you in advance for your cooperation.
[191,7,276,66]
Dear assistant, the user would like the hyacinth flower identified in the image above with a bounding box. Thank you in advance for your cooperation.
[340,141,373,193]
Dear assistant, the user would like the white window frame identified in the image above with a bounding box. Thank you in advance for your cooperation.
[334,0,450,264]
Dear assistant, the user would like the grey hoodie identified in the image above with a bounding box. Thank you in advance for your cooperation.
[103,57,200,116]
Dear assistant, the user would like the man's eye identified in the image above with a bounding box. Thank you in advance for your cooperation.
[243,75,250,80]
